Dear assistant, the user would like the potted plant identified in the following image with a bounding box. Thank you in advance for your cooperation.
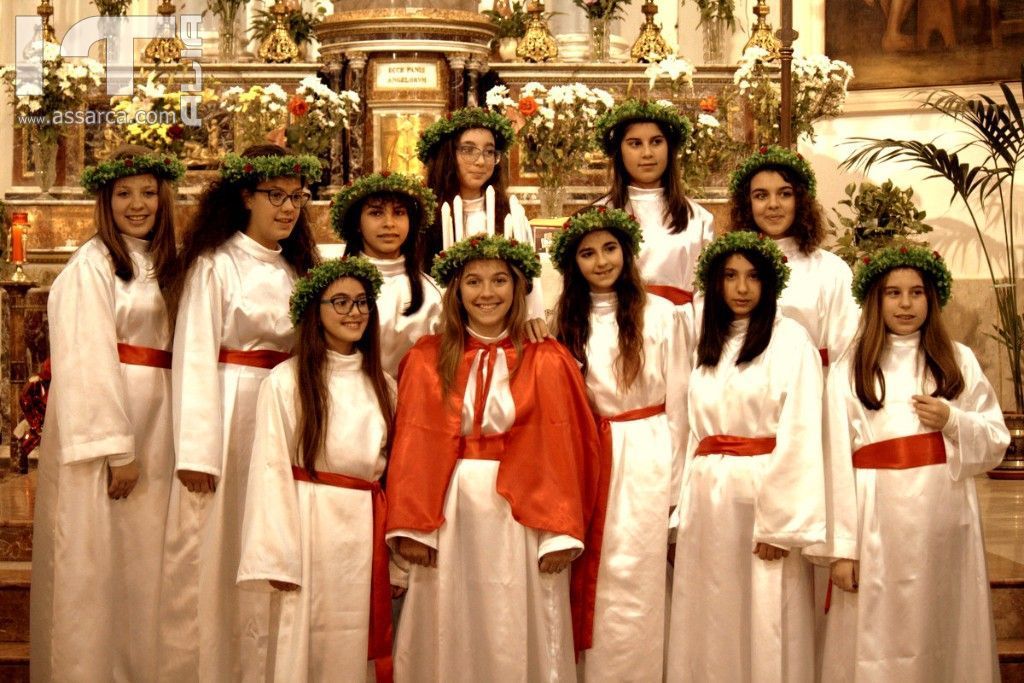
[484,1,529,61]
[842,70,1023,474]
[249,1,327,59]
[828,180,933,266]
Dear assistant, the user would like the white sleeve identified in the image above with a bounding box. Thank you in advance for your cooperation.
[942,346,1010,481]
[538,532,584,560]
[824,262,859,363]
[665,306,691,511]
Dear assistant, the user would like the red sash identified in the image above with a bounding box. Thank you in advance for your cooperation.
[694,434,777,457]
[117,343,172,369]
[645,284,693,305]
[852,431,947,469]
[291,466,393,683]
[818,348,829,367]
[217,347,291,369]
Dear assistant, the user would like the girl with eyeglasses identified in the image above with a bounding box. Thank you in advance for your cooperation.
[330,172,444,377]
[238,257,396,681]
[31,145,183,681]
[158,144,320,681]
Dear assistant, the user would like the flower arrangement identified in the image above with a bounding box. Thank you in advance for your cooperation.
[109,72,215,155]
[289,256,385,326]
[483,0,529,40]
[222,83,290,150]
[284,76,360,156]
[643,55,696,99]
[852,245,952,307]
[684,0,738,28]
[92,0,132,15]
[828,180,933,267]
[431,233,542,286]
[486,82,615,189]
[249,0,328,49]
[680,107,745,196]
[695,231,791,296]
[734,47,853,145]
[572,0,633,20]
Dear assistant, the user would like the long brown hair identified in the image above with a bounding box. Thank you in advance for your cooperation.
[604,120,693,234]
[852,267,964,409]
[730,165,825,255]
[168,144,319,318]
[423,130,513,269]
[555,228,647,388]
[436,260,529,399]
[294,276,395,476]
[93,144,178,303]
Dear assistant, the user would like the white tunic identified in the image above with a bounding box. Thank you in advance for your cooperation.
[388,328,580,683]
[31,235,173,682]
[361,254,442,377]
[577,293,689,682]
[159,231,297,682]
[237,351,389,682]
[806,333,1008,682]
[667,316,825,683]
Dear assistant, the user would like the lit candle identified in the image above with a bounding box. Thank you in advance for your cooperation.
[453,195,464,242]
[441,202,453,250]
[10,212,28,263]
[485,186,495,236]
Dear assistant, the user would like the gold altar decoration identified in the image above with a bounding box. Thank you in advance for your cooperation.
[743,0,781,59]
[631,2,671,63]
[259,0,301,64]
[144,0,185,65]
[516,1,558,63]
[37,0,56,44]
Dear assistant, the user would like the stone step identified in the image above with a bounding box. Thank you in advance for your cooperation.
[999,638,1024,682]
[0,563,30,644]
[0,471,35,563]
[0,641,29,682]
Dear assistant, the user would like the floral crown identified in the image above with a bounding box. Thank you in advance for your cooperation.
[852,244,953,307]
[431,233,541,287]
[330,172,438,240]
[416,108,516,164]
[594,99,691,156]
[80,154,186,194]
[220,153,323,185]
[549,206,644,274]
[695,231,791,297]
[729,145,817,198]
[288,256,384,326]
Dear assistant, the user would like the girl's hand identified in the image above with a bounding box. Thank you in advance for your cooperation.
[107,460,140,500]
[525,318,551,343]
[395,538,437,568]
[538,548,575,574]
[753,542,790,562]
[831,559,859,593]
[177,469,217,494]
[912,394,951,431]
[270,580,299,592]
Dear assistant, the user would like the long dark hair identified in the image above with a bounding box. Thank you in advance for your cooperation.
[340,191,425,316]
[93,144,178,303]
[555,228,647,388]
[604,120,693,234]
[169,144,319,317]
[730,165,825,255]
[295,276,395,476]
[423,129,513,269]
[697,249,779,367]
[853,268,964,409]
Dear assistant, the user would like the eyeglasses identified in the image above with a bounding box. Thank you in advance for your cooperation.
[321,295,373,316]
[455,145,502,165]
[253,188,313,208]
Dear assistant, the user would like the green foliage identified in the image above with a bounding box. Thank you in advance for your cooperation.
[483,1,529,40]
[249,4,326,46]
[91,0,132,16]
[828,180,932,267]
[685,0,737,29]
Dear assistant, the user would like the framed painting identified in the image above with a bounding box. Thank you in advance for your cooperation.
[825,0,1024,89]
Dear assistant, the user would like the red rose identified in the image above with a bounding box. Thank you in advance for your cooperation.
[293,163,302,173]
[760,146,768,154]
[863,257,871,264]
[341,255,348,261]
[933,250,942,259]
[167,123,184,140]
[597,206,606,213]
[629,213,637,221]
[124,159,134,167]
[287,95,309,117]
[471,239,481,247]
[563,220,571,228]
[518,96,538,117]
[782,256,789,263]
[244,163,255,173]
[900,246,908,254]
[439,251,447,259]
[163,157,172,165]
[380,171,391,178]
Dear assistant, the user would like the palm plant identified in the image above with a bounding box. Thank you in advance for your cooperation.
[841,69,1024,410]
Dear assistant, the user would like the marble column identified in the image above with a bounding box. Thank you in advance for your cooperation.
[322,56,346,192]
[466,57,484,107]
[345,51,368,178]
[446,52,468,110]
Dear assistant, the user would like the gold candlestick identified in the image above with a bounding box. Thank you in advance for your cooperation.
[516,1,558,63]
[258,0,300,64]
[743,0,781,59]
[631,2,671,63]
[37,0,56,44]
[144,0,185,65]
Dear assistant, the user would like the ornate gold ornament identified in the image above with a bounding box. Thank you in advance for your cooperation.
[516,1,558,63]
[258,0,300,64]
[743,0,781,59]
[144,0,185,65]
[631,2,671,63]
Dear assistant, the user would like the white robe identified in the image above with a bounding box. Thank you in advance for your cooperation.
[576,293,689,682]
[159,230,297,682]
[30,235,173,682]
[237,351,389,682]
[667,316,825,683]
[806,333,1008,682]
[388,328,581,683]
[360,254,442,378]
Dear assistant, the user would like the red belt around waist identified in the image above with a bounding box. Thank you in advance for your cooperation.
[117,343,172,369]
[291,466,392,681]
[217,347,291,369]
[645,284,693,305]
[694,434,777,456]
[458,433,508,461]
[852,431,947,469]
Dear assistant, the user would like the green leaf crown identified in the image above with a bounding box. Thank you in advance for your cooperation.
[549,207,644,273]
[594,98,691,156]
[416,107,516,164]
[220,153,323,185]
[695,231,791,297]
[289,256,385,326]
[729,145,817,198]
[851,244,953,307]
[80,154,186,194]
[330,172,438,239]
[431,233,541,287]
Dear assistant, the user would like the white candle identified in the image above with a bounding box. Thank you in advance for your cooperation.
[453,195,464,242]
[504,214,515,242]
[485,186,495,236]
[441,202,453,250]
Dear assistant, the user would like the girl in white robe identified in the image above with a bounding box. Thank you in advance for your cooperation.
[551,208,689,682]
[331,172,443,377]
[667,231,826,683]
[238,257,395,682]
[31,146,182,682]
[159,145,321,682]
[805,246,1008,682]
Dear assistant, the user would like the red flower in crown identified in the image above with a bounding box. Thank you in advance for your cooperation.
[758,233,766,240]
[933,250,942,260]
[782,256,789,263]
[124,158,134,168]
[244,163,255,174]
[293,163,302,174]
[863,257,871,264]
[438,250,447,259]
[563,220,571,228]
[341,255,348,261]
[597,206,607,213]
[509,239,518,246]
[760,146,769,154]
[900,246,908,254]
[629,213,637,221]
[380,171,391,178]
[796,152,804,159]
[470,238,481,247]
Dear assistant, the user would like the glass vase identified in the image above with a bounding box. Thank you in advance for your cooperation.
[702,17,727,64]
[32,136,58,196]
[218,6,243,61]
[589,16,611,62]
[537,186,566,218]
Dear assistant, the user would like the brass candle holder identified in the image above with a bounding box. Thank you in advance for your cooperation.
[516,1,558,63]
[631,2,671,63]
[258,0,300,64]
[743,0,781,59]
[37,0,56,44]
[144,0,185,65]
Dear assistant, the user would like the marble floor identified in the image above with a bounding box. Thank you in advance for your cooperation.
[978,476,1024,584]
